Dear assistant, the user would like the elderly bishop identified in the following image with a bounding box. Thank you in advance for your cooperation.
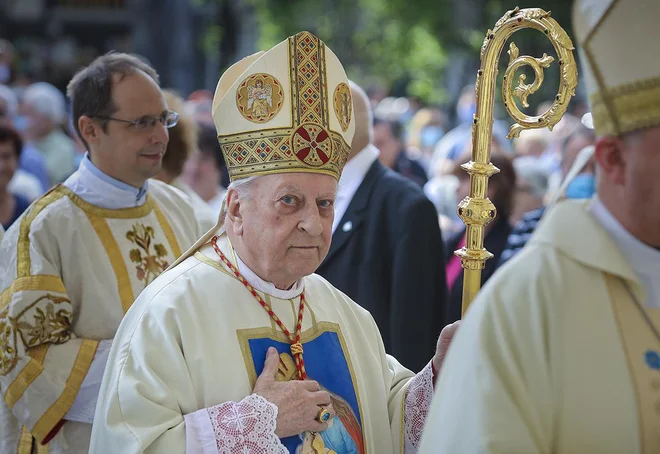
[90,32,456,454]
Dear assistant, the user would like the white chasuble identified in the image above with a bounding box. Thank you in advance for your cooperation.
[0,180,206,454]
[419,199,660,454]
[90,234,435,454]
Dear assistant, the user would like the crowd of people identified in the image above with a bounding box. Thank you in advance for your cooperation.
[0,0,657,452]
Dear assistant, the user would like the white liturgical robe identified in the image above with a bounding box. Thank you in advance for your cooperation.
[90,233,436,453]
[419,198,660,454]
[0,158,214,454]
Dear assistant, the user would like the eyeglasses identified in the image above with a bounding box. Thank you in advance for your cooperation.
[94,110,179,130]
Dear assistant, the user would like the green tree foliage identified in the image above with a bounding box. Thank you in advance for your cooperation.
[211,0,577,109]
[251,0,448,103]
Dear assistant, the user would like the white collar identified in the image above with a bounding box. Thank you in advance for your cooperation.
[589,197,660,271]
[62,154,149,209]
[333,144,379,232]
[589,196,660,307]
[208,236,304,300]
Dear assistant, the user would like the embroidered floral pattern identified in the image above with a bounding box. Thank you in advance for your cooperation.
[207,394,287,454]
[0,295,72,375]
[16,296,71,347]
[0,310,17,375]
[126,224,169,286]
[404,362,435,452]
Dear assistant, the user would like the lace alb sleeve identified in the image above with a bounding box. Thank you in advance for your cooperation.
[184,393,288,454]
[404,361,435,453]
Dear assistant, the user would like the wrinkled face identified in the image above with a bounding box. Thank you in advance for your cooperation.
[228,173,336,287]
[0,140,18,190]
[85,71,169,188]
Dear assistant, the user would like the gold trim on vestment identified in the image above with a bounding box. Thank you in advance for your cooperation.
[607,274,660,454]
[83,213,135,313]
[16,427,50,454]
[56,185,154,219]
[194,251,234,278]
[237,321,366,445]
[31,339,99,443]
[17,189,66,278]
[153,203,182,259]
[0,276,66,312]
[4,345,49,408]
[18,425,33,454]
[15,348,49,454]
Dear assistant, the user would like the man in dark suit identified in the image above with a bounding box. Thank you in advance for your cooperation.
[317,82,449,372]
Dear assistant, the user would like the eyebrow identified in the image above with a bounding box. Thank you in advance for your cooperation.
[318,190,337,199]
[276,185,302,195]
[274,186,336,199]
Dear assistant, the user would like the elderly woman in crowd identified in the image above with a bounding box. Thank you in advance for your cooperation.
[443,152,516,325]
[21,82,76,184]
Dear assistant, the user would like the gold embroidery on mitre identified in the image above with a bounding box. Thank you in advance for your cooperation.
[291,123,334,167]
[334,83,352,132]
[217,31,351,182]
[236,73,284,124]
[590,76,660,136]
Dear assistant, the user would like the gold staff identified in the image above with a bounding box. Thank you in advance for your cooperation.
[457,7,578,316]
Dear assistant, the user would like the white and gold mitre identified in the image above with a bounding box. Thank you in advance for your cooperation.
[573,0,660,136]
[211,31,355,182]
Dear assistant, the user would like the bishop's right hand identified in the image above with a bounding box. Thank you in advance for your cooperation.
[253,346,336,438]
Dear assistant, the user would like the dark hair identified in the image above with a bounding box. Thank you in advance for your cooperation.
[489,153,517,221]
[66,51,160,149]
[373,116,404,142]
[0,121,23,159]
[197,122,225,170]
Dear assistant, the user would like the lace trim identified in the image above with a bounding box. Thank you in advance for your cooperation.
[404,362,435,452]
[207,393,287,454]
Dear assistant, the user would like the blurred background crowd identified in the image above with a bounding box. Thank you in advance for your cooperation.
[0,0,593,296]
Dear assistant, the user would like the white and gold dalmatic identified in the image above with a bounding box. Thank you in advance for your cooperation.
[0,176,210,454]
[90,31,436,454]
[420,1,660,453]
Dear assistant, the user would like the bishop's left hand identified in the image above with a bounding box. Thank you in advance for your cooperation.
[432,321,460,373]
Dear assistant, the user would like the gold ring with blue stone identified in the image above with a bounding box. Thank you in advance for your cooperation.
[316,407,331,423]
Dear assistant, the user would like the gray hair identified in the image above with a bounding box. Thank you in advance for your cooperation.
[348,80,373,143]
[220,175,260,223]
[66,51,160,149]
[227,175,260,199]
[22,82,67,124]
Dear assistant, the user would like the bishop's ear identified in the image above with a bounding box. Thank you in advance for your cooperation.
[593,135,626,186]
[225,188,244,235]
